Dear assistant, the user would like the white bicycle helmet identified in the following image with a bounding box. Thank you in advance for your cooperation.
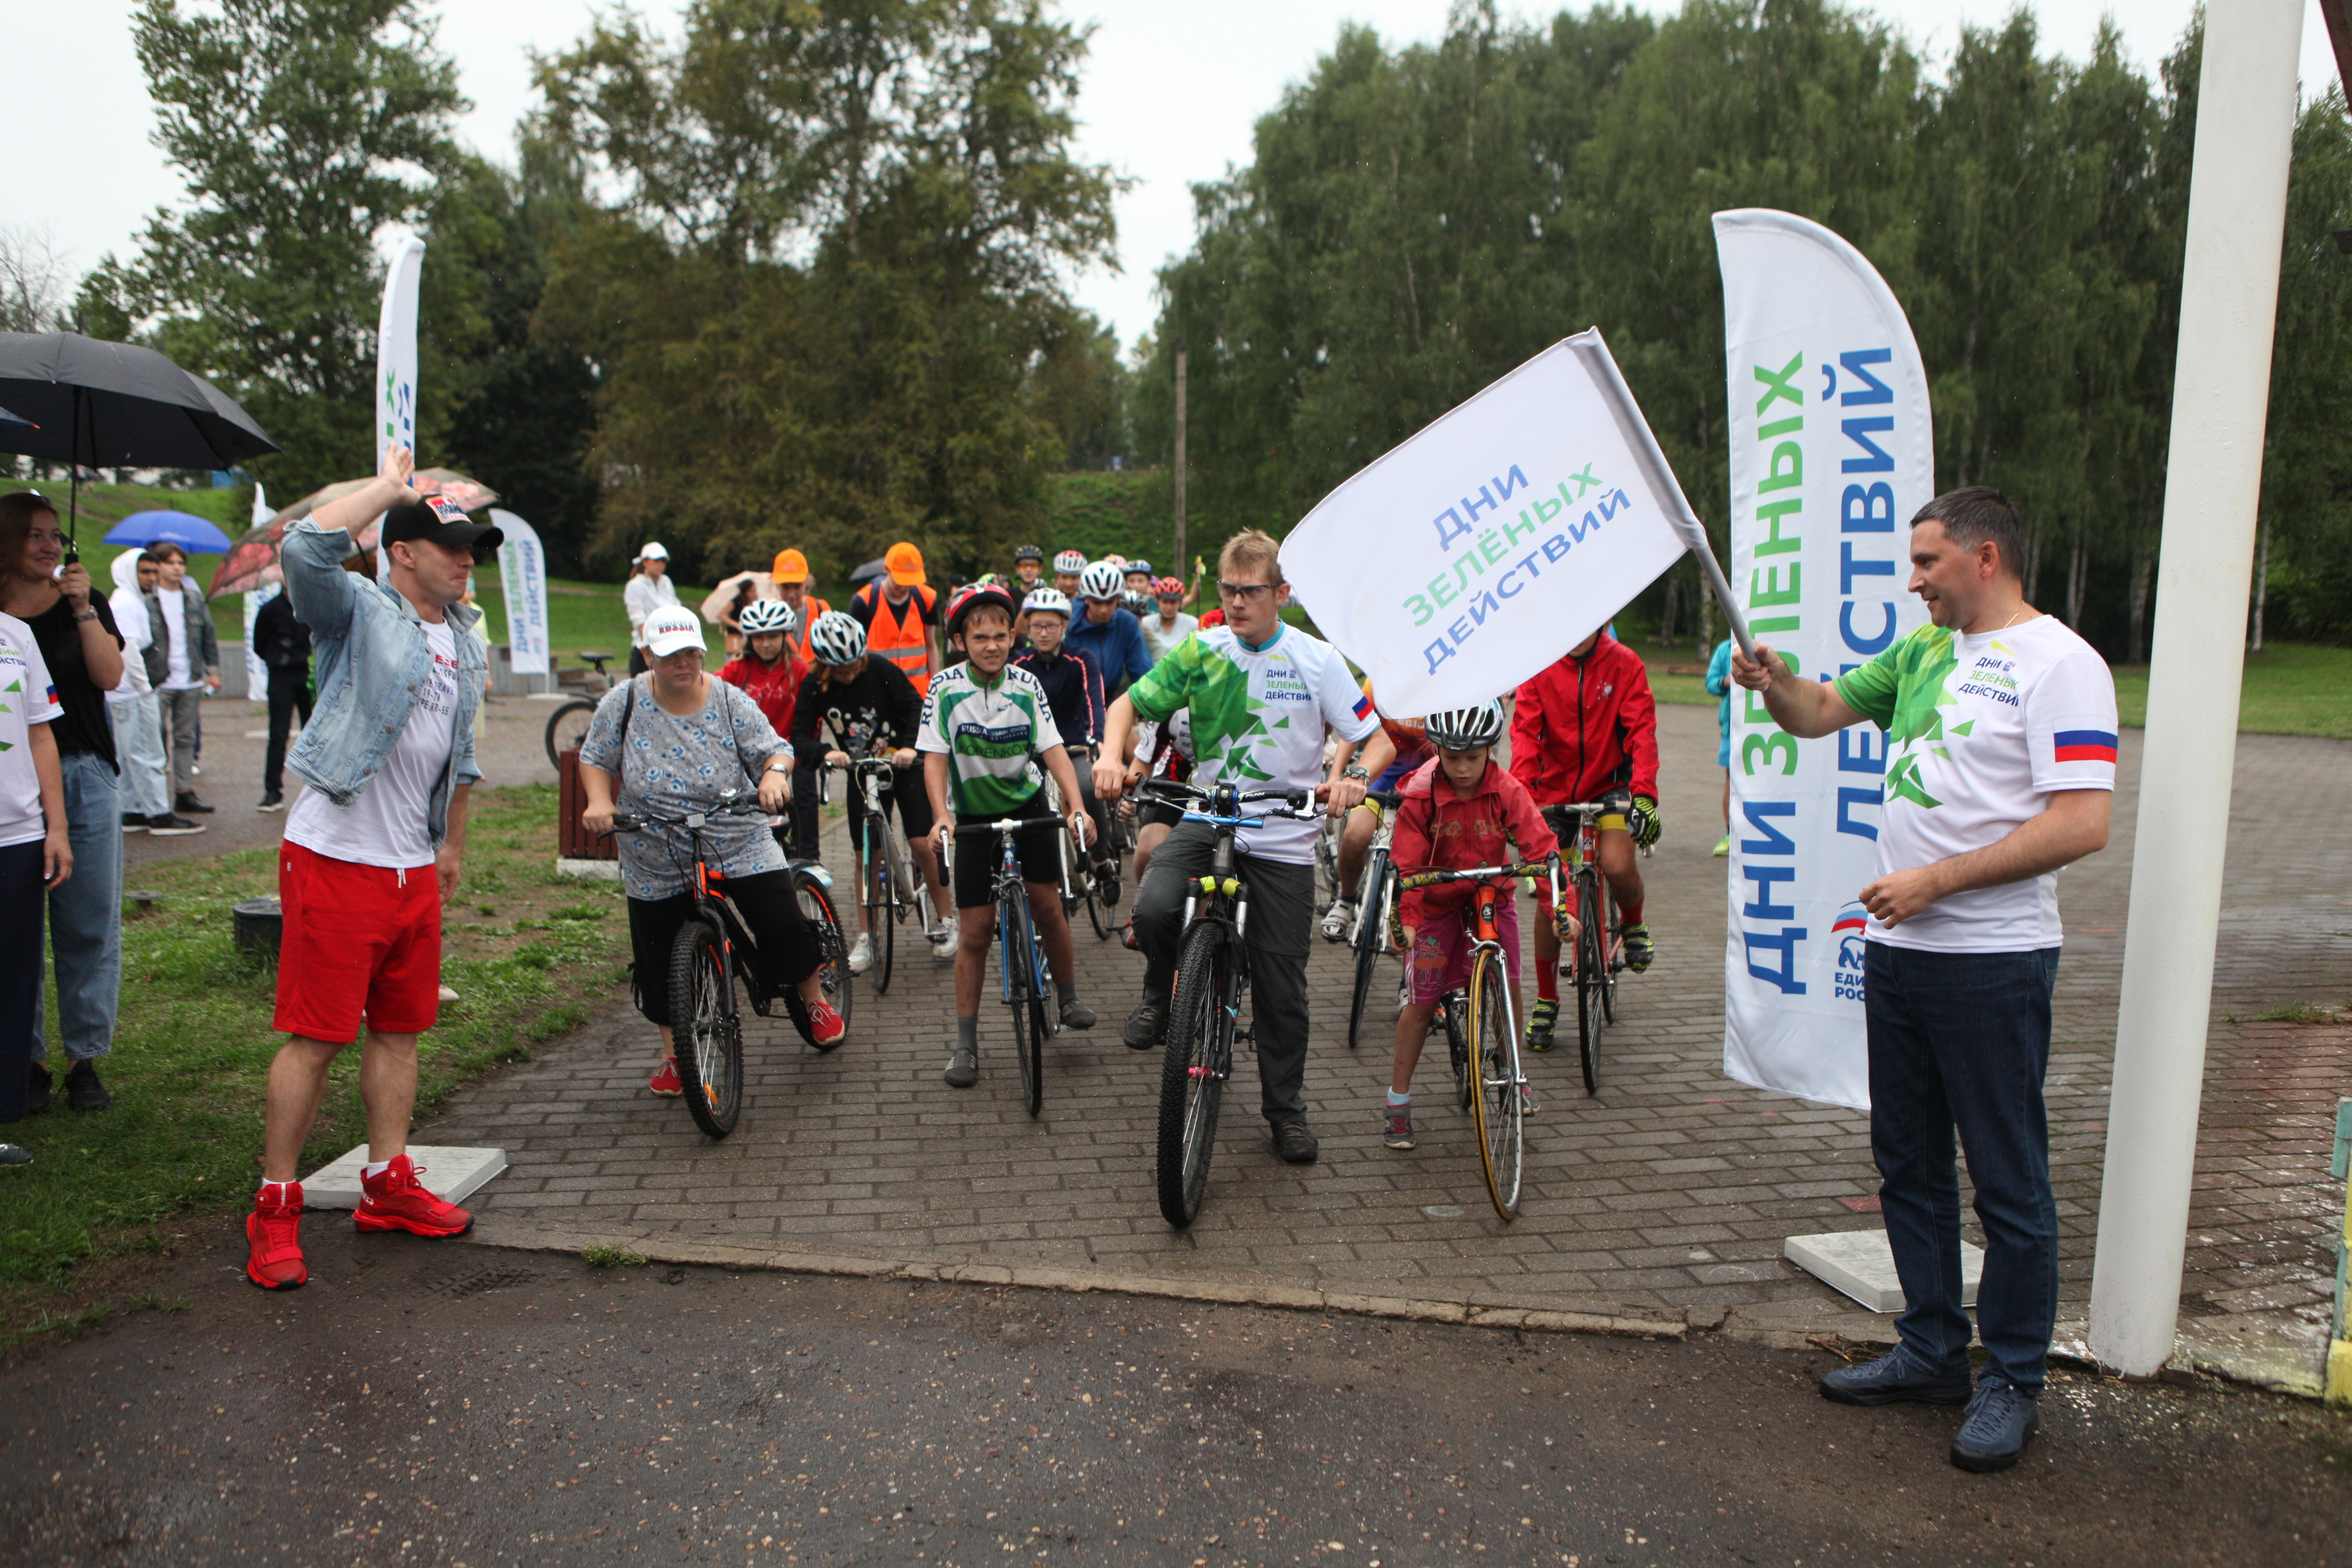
[1021,585,1072,618]
[1125,558,1153,578]
[737,598,798,637]
[1079,560,1124,601]
[807,609,867,666]
[1424,699,1506,751]
[1052,548,1086,574]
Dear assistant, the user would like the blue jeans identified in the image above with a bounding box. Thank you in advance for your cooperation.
[33,751,122,1066]
[1863,941,2060,1394]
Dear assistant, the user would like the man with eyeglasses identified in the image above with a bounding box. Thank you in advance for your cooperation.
[1093,530,1378,1167]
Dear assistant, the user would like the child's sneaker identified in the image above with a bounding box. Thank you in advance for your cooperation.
[1524,997,1558,1051]
[1382,1103,1416,1149]
[806,1000,847,1050]
[1622,922,1656,974]
[649,1059,683,1096]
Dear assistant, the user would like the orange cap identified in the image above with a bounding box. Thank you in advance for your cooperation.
[771,548,810,584]
[885,541,925,586]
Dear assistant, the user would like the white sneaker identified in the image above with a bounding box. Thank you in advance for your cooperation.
[847,934,875,975]
[932,925,960,960]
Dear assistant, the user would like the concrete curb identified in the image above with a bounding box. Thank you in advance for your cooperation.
[467,1218,1692,1341]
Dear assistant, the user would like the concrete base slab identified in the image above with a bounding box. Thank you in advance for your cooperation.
[527,692,582,702]
[556,857,621,881]
[303,1145,508,1211]
[1785,1229,1980,1314]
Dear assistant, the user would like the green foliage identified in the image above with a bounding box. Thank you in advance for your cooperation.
[581,1244,649,1268]
[1042,468,1176,567]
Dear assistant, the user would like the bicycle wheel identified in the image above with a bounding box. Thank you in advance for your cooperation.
[794,871,853,1042]
[867,827,896,996]
[1083,851,1115,941]
[1575,873,1606,1095]
[1004,889,1045,1118]
[1443,993,1472,1112]
[1156,919,1229,1228]
[667,915,741,1139]
[1465,950,1522,1219]
[544,699,595,771]
[1344,850,1393,1051]
[1599,894,1621,1024]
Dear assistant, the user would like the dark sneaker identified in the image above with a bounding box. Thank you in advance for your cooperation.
[1819,1346,1973,1408]
[0,1144,28,1167]
[1059,997,1097,1030]
[120,812,148,834]
[26,1064,50,1115]
[257,791,285,812]
[175,792,215,815]
[1950,1382,2040,1473]
[1122,999,1167,1051]
[1273,1121,1320,1165]
[943,1045,979,1088]
[1382,1105,1416,1149]
[1622,922,1655,973]
[64,1061,112,1110]
[148,814,206,837]
[1524,996,1558,1052]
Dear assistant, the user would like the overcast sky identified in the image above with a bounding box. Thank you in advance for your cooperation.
[12,0,2339,353]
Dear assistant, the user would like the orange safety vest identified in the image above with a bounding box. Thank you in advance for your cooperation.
[785,595,831,666]
[854,582,936,681]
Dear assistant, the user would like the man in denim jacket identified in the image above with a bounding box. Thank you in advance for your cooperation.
[244,444,499,1291]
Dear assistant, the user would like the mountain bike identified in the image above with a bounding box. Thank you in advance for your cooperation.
[544,650,620,770]
[604,792,852,1139]
[1343,788,1404,1051]
[1138,778,1316,1229]
[952,813,1076,1118]
[1543,800,1629,1095]
[822,757,937,996]
[1392,856,1561,1220]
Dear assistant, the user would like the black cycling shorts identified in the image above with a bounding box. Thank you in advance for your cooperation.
[846,765,936,860]
[951,795,1062,910]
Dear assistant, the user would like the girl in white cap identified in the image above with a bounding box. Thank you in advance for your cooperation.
[623,542,680,675]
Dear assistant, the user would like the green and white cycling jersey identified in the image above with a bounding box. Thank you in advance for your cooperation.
[1125,624,1379,865]
[917,661,1063,818]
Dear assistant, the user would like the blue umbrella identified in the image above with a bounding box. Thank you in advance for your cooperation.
[102,510,235,553]
[0,405,32,431]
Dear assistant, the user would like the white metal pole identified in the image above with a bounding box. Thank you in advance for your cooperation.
[2086,0,2303,1377]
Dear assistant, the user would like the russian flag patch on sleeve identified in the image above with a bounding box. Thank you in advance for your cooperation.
[1352,693,1375,721]
[2052,728,2118,764]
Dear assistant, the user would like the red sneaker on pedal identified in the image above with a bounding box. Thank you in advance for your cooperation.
[649,1059,683,1096]
[246,1182,307,1290]
[355,1154,473,1238]
[806,1000,847,1049]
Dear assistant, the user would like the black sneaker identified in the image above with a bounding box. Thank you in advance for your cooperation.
[257,791,285,812]
[26,1063,51,1115]
[148,814,206,837]
[64,1061,112,1110]
[1949,1382,2040,1473]
[1818,1346,1973,1407]
[1273,1121,1320,1165]
[175,792,215,815]
[0,1145,28,1167]
[1059,997,1097,1030]
[1122,999,1167,1051]
[120,812,148,834]
[943,1045,979,1089]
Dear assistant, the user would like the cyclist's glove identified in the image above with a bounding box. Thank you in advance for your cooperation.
[1628,793,1661,849]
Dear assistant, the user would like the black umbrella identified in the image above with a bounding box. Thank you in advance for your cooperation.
[0,331,280,546]
[849,557,889,586]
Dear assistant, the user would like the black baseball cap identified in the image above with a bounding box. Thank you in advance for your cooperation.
[382,494,504,556]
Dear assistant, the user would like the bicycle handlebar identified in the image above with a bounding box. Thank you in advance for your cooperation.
[605,796,774,834]
[1395,857,1561,892]
[953,816,1071,839]
[1136,780,1314,814]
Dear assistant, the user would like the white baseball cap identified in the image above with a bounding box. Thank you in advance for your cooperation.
[642,605,707,658]
[634,541,670,563]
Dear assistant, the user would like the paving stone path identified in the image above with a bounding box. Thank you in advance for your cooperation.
[423,704,2352,1372]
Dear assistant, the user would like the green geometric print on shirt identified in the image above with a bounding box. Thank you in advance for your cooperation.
[1834,625,1961,811]
[1127,635,1272,780]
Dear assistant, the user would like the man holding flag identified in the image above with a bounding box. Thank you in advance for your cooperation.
[1732,487,2114,1474]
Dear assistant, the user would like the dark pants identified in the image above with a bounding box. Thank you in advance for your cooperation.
[789,766,821,861]
[0,841,46,1124]
[1864,942,2061,1395]
[263,665,314,796]
[627,869,821,1026]
[1132,822,1314,1126]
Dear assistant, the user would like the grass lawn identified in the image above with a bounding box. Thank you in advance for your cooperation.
[1,784,628,1331]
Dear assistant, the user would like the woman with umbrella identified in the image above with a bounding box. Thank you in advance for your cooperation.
[0,491,126,1112]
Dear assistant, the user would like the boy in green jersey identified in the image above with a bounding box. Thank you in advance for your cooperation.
[921,585,1098,1089]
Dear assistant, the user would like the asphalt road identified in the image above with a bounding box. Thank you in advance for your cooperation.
[2,1224,2346,1567]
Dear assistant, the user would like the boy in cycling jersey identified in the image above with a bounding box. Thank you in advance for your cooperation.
[921,585,1099,1090]
[1379,702,1573,1149]
[1093,529,1377,1166]
[1510,627,1663,1049]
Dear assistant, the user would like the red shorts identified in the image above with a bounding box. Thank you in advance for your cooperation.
[273,842,443,1043]
[1407,891,1521,1007]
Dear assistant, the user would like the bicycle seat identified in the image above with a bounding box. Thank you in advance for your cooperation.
[579,651,616,673]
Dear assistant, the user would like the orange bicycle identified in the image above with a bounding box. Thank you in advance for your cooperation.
[1543,800,1629,1095]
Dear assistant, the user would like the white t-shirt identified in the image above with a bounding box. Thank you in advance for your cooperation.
[0,614,63,847]
[1833,614,2118,952]
[623,575,680,647]
[285,619,461,870]
[1123,624,1379,865]
[107,586,153,702]
[1141,610,1198,662]
[157,586,197,689]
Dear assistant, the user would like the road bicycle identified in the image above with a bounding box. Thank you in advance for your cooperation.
[1391,856,1561,1220]
[1047,748,1128,943]
[952,813,1080,1118]
[1137,778,1316,1229]
[1342,787,1404,1051]
[604,792,853,1139]
[1543,800,1631,1095]
[544,650,621,770]
[821,756,938,996]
